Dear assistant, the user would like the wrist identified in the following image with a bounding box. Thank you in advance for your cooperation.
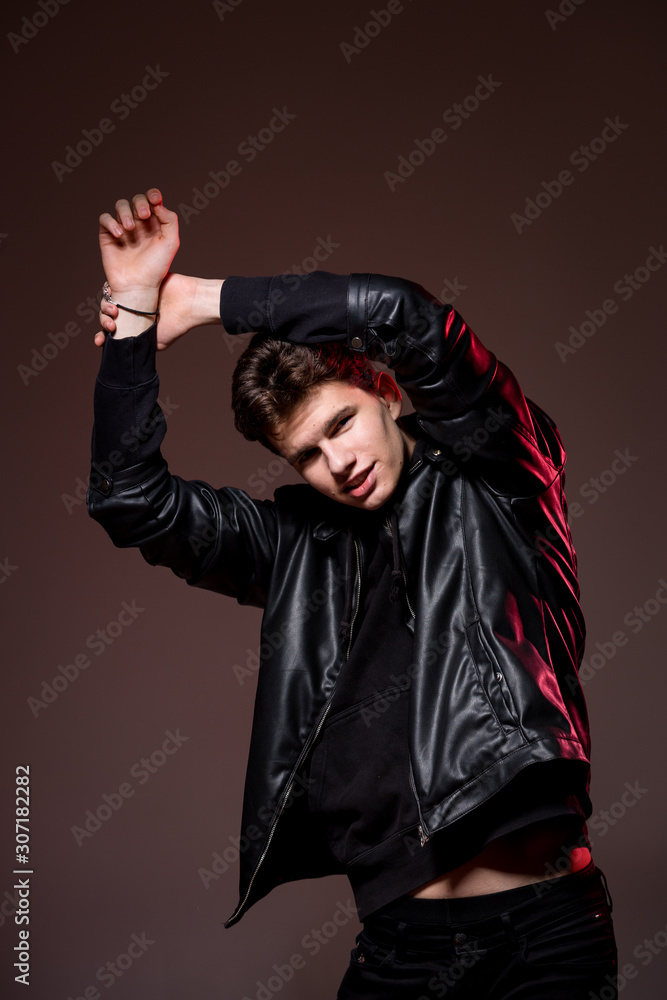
[191,277,224,327]
[105,285,159,340]
[105,286,160,314]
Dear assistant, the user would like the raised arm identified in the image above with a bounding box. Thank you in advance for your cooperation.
[217,271,567,496]
[88,189,278,605]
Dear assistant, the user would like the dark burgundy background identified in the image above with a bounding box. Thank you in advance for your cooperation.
[1,0,666,997]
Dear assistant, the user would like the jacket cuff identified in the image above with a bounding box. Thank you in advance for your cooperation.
[219,272,352,343]
[219,276,274,335]
[97,323,158,387]
[347,273,370,351]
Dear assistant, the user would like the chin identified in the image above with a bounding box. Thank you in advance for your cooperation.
[357,492,387,510]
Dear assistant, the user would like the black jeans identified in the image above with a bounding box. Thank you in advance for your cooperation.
[336,862,617,999]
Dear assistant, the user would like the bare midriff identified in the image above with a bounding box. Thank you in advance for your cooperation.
[408,817,592,899]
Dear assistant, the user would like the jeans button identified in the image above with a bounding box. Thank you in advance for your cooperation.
[454,932,467,945]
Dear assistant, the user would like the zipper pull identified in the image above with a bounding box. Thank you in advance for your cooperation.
[418,824,429,847]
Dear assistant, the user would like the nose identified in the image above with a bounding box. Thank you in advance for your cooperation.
[324,442,355,479]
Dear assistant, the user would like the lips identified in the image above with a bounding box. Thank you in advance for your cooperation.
[344,464,376,498]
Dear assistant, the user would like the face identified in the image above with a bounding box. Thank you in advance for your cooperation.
[268,375,416,510]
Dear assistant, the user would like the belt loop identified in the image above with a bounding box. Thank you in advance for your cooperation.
[500,912,519,949]
[392,920,409,964]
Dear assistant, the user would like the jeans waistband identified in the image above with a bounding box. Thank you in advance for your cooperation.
[362,862,611,954]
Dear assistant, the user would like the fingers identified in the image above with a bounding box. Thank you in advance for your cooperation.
[95,304,117,346]
[152,201,178,227]
[98,211,124,238]
[131,192,152,221]
[98,188,166,238]
[98,200,135,237]
[131,188,165,222]
[141,187,175,227]
[114,198,136,230]
[98,298,118,334]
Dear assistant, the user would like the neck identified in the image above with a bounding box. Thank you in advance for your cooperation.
[399,421,417,461]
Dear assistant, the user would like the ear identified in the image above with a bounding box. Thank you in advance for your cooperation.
[373,371,403,419]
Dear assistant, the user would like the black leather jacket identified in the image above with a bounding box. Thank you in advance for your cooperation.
[87,272,591,928]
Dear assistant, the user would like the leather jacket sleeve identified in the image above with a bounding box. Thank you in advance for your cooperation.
[87,271,564,598]
[86,323,278,606]
[220,271,565,496]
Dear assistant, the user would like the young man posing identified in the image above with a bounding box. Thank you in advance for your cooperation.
[88,188,618,998]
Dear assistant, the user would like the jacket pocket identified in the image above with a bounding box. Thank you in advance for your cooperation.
[308,689,418,865]
[465,620,520,735]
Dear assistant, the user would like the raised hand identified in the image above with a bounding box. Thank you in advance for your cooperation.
[96,271,206,351]
[96,189,223,350]
[95,188,180,343]
[98,188,179,292]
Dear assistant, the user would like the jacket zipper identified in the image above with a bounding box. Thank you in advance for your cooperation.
[231,452,433,921]
[346,539,362,659]
[409,762,430,846]
[386,512,428,844]
[227,538,362,926]
[384,516,416,619]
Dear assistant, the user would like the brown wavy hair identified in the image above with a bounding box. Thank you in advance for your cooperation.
[231,335,377,454]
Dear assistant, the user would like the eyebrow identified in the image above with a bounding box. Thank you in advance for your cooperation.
[285,406,355,465]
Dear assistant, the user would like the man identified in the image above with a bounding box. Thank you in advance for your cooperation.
[88,188,618,998]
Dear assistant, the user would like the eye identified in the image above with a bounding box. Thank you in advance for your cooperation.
[295,448,317,467]
[335,415,352,432]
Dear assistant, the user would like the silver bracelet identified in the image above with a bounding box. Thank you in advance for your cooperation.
[103,281,160,318]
